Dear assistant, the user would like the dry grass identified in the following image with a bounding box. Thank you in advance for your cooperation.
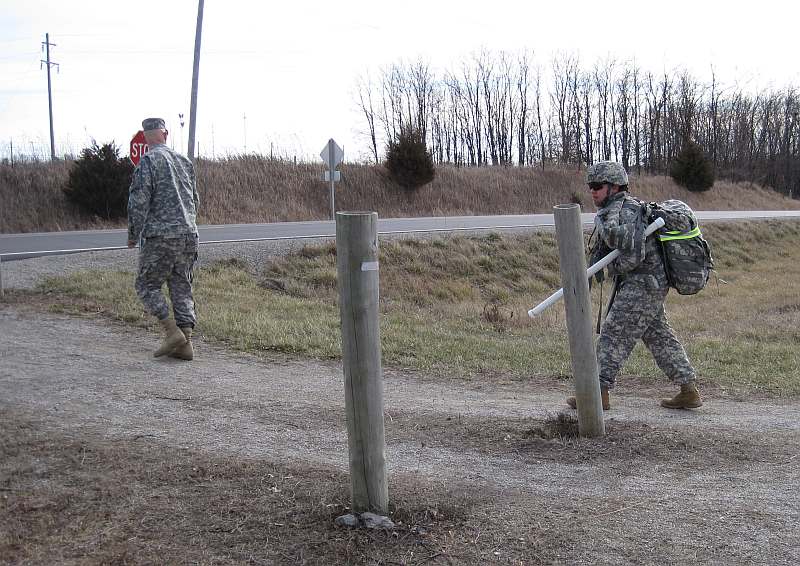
[0,161,124,233]
[19,219,800,396]
[2,157,800,233]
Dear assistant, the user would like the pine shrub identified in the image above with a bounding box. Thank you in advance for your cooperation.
[63,141,133,219]
[384,126,436,190]
[670,139,715,192]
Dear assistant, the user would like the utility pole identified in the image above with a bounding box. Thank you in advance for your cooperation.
[187,0,204,161]
[40,33,59,161]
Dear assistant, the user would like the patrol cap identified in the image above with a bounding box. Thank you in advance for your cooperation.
[142,117,166,131]
[586,161,629,187]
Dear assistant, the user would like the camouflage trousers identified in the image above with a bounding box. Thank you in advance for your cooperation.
[135,234,199,328]
[597,279,696,389]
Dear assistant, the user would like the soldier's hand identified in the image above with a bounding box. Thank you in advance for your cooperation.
[594,269,605,284]
[590,245,609,266]
[649,208,667,223]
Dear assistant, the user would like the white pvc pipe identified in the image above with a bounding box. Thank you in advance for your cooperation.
[528,216,664,317]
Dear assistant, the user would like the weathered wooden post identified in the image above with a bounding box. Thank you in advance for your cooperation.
[335,211,388,513]
[0,254,4,299]
[554,204,605,437]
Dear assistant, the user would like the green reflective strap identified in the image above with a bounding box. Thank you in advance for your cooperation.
[658,227,701,241]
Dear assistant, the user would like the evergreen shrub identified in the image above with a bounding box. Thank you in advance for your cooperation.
[384,126,436,190]
[670,139,715,192]
[63,141,133,219]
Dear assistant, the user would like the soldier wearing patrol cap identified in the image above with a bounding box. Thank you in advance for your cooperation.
[127,117,200,360]
[565,161,702,411]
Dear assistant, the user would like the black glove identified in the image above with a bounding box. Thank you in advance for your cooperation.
[593,268,605,285]
[589,244,609,285]
[590,242,610,266]
[649,207,667,224]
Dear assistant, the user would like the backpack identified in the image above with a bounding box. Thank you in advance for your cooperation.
[648,200,714,295]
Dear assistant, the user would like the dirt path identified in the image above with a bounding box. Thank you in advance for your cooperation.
[2,305,799,565]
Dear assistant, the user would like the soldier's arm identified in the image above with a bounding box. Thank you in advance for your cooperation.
[597,200,634,251]
[127,158,154,243]
[190,164,199,211]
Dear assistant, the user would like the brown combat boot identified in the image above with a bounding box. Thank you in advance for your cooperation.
[169,327,194,361]
[154,318,187,357]
[566,387,610,411]
[660,382,703,409]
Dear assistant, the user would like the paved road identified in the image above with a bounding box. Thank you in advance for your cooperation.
[2,211,800,260]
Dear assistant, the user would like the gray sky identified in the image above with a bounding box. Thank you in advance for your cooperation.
[2,0,797,162]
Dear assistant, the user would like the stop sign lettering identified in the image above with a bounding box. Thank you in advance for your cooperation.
[129,130,149,166]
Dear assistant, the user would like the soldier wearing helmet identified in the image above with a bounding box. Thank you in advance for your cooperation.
[566,161,702,411]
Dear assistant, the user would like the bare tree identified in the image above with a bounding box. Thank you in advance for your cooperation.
[534,63,547,168]
[631,64,642,173]
[552,52,579,163]
[355,73,380,164]
[594,58,615,161]
[463,55,484,166]
[615,66,632,169]
[516,52,532,165]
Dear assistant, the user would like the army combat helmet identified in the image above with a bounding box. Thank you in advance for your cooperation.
[586,161,629,187]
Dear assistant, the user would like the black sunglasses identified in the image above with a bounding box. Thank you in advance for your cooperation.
[588,182,606,191]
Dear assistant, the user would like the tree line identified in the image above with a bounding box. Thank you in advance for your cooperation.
[356,51,800,196]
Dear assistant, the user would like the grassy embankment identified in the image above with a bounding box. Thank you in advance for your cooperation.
[4,157,799,395]
[2,156,800,233]
[15,218,800,397]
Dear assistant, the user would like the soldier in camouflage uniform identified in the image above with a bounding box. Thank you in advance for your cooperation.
[566,161,702,410]
[127,118,199,360]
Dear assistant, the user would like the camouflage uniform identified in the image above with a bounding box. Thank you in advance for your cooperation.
[594,191,696,389]
[128,142,199,328]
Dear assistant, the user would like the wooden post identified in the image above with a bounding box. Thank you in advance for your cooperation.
[554,204,605,437]
[0,254,4,299]
[335,211,388,513]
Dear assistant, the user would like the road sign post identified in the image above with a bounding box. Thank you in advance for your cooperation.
[320,139,344,220]
[129,130,149,166]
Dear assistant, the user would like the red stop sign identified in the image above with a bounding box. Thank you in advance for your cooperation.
[129,130,149,166]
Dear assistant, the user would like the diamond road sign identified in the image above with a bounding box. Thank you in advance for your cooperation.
[320,138,344,171]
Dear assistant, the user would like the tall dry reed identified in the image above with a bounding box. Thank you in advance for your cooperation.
[0,161,126,233]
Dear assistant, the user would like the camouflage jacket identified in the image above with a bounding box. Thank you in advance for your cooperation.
[593,191,668,289]
[127,144,199,242]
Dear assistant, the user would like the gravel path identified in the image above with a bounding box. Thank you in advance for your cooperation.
[2,243,800,564]
[1,305,799,565]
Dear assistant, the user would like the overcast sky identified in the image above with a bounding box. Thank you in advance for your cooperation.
[2,0,797,162]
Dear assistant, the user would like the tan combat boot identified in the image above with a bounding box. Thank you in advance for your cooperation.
[566,387,610,411]
[154,318,187,357]
[660,383,703,409]
[169,327,194,361]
